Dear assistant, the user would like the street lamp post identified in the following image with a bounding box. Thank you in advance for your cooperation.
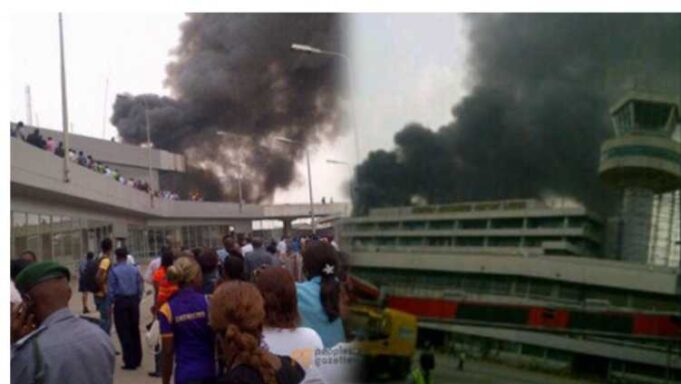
[141,100,154,207]
[290,43,359,166]
[291,43,360,215]
[58,13,70,183]
[325,158,355,204]
[276,136,316,234]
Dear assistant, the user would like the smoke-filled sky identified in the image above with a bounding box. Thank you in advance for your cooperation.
[354,14,681,215]
[17,14,675,212]
[111,14,345,202]
[9,13,468,204]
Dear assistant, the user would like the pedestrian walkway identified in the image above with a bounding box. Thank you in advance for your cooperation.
[68,265,159,384]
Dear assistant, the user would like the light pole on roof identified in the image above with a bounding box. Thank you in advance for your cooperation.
[290,43,357,165]
[275,136,316,234]
[291,42,360,213]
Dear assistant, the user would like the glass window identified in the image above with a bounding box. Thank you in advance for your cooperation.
[66,231,76,260]
[27,213,40,234]
[71,231,81,260]
[13,211,27,228]
[634,100,672,132]
[39,215,51,234]
[52,232,64,260]
[26,234,40,258]
[529,280,553,298]
[460,219,487,229]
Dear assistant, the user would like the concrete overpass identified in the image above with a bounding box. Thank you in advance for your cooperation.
[11,137,348,221]
[11,136,349,262]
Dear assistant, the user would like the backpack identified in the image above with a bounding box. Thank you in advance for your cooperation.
[82,257,104,293]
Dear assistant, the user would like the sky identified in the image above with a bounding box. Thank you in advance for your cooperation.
[9,13,469,205]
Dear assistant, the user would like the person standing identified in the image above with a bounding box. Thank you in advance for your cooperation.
[280,242,304,282]
[54,141,65,158]
[277,236,288,256]
[45,137,55,152]
[255,267,325,384]
[153,249,179,310]
[20,250,37,263]
[26,129,42,148]
[220,254,246,282]
[95,238,114,334]
[196,248,220,294]
[78,252,95,313]
[240,233,254,255]
[409,353,435,384]
[149,248,178,378]
[244,237,277,280]
[217,235,236,265]
[12,261,115,384]
[159,257,216,384]
[13,121,26,140]
[210,281,305,384]
[108,247,144,370]
[144,248,163,285]
[296,242,345,348]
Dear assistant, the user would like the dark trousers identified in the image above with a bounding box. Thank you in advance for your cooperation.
[94,295,112,334]
[113,296,142,368]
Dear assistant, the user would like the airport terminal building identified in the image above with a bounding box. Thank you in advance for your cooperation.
[339,199,681,382]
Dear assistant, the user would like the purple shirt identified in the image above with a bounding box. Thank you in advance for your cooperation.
[159,288,215,384]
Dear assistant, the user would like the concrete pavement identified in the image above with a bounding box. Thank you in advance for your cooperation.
[68,274,161,384]
[383,353,605,384]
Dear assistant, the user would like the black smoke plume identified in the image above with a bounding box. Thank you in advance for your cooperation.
[354,14,681,215]
[112,14,344,202]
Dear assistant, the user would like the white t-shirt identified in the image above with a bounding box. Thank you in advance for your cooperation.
[144,257,161,284]
[263,327,326,384]
[276,240,287,255]
[241,243,254,255]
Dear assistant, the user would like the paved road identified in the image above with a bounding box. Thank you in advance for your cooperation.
[68,273,160,384]
[382,353,604,384]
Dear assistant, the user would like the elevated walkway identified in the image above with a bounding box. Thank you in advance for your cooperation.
[11,137,349,221]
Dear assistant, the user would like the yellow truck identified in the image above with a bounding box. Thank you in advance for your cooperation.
[347,304,418,381]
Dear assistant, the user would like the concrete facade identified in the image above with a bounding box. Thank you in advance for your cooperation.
[11,137,349,266]
[340,198,604,258]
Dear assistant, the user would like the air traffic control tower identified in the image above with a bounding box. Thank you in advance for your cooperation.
[599,91,681,264]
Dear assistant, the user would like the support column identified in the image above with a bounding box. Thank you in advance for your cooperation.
[282,219,293,237]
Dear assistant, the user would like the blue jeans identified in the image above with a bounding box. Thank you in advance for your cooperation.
[94,295,112,334]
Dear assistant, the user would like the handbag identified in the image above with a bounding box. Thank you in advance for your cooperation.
[145,319,160,352]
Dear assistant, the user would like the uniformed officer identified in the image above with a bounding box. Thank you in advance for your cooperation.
[11,261,115,384]
[409,351,435,384]
[108,247,144,370]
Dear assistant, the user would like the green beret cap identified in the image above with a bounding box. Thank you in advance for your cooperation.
[15,261,71,293]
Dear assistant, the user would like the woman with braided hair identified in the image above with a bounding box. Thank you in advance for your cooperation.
[295,241,345,348]
[210,281,305,384]
[158,257,216,384]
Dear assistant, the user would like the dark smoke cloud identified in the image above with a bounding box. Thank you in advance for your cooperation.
[354,14,681,215]
[112,14,344,202]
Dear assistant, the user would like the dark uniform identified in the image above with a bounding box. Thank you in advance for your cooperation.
[12,261,115,384]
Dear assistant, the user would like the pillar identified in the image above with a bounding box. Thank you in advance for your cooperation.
[282,219,293,237]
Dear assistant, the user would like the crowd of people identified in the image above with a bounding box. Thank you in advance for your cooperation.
[10,231,359,384]
[10,122,183,201]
